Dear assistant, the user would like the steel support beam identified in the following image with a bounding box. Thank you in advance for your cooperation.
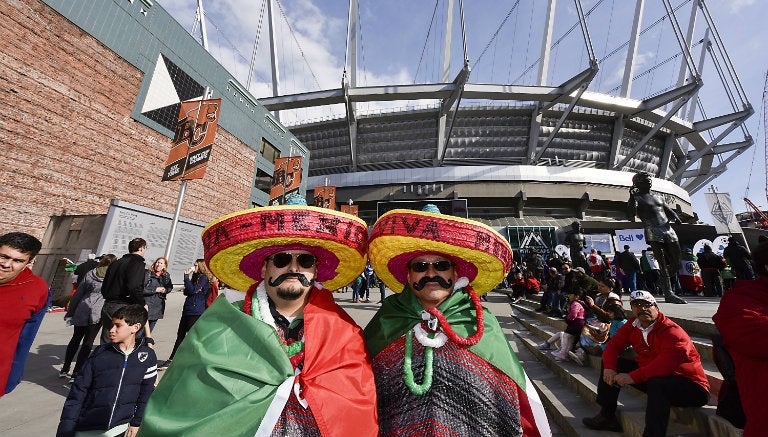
[672,116,749,179]
[608,116,625,169]
[614,96,691,169]
[658,134,676,179]
[533,84,588,163]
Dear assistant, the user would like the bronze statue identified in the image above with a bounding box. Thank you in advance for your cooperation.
[565,221,588,270]
[627,172,686,304]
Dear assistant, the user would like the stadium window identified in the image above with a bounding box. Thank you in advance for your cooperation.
[260,139,280,164]
[253,167,272,193]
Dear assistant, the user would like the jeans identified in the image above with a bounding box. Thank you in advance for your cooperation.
[596,357,709,437]
[136,319,158,339]
[620,271,637,293]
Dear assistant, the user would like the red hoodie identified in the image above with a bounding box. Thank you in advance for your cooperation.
[0,267,49,394]
[602,311,709,391]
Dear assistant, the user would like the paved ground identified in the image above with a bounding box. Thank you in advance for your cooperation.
[0,287,724,436]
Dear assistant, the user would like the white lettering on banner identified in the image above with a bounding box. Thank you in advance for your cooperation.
[613,229,647,254]
[188,149,210,165]
[166,163,181,178]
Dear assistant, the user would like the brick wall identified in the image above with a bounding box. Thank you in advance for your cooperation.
[0,0,257,239]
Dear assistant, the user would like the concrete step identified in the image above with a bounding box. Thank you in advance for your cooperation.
[508,306,743,437]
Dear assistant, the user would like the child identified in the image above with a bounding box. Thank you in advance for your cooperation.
[57,305,157,437]
[569,301,627,365]
[538,289,586,362]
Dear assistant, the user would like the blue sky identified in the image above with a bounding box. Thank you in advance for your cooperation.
[158,0,766,225]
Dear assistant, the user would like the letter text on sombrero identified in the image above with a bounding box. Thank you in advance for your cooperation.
[203,209,368,255]
[474,232,512,260]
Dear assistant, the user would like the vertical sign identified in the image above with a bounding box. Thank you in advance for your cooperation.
[704,191,744,235]
[341,204,359,216]
[269,156,303,205]
[162,98,222,181]
[313,186,336,209]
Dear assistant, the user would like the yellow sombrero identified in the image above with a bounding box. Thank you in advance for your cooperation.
[368,206,513,295]
[202,200,368,292]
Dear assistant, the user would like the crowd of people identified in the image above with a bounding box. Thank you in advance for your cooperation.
[0,184,766,436]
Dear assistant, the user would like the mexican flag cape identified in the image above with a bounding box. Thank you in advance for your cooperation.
[363,286,551,437]
[138,289,378,437]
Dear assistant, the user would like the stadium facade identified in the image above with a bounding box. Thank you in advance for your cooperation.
[3,0,761,288]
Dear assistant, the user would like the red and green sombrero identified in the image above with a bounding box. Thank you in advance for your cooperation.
[368,206,513,295]
[202,201,368,292]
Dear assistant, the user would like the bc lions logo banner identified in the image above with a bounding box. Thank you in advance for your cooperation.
[270,156,303,205]
[162,98,222,181]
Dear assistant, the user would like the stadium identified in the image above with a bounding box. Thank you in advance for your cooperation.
[248,0,755,249]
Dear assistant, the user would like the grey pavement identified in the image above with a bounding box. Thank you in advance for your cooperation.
[0,287,723,436]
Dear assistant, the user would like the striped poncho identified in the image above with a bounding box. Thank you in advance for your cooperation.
[364,286,551,437]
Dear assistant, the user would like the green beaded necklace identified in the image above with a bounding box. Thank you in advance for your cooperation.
[403,329,434,396]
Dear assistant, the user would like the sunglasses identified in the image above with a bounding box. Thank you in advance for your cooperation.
[267,252,317,269]
[630,301,655,309]
[409,260,453,273]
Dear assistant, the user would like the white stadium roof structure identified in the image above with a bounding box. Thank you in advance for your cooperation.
[202,0,754,226]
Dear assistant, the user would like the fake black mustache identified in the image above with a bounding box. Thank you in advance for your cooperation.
[412,275,453,291]
[268,273,312,287]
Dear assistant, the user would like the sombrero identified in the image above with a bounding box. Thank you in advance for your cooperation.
[368,206,513,295]
[202,198,368,292]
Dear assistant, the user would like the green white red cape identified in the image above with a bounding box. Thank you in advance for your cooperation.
[138,289,378,437]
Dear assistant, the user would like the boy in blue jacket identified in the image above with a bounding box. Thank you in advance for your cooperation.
[57,305,157,437]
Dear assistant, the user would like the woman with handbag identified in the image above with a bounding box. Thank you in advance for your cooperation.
[160,259,212,369]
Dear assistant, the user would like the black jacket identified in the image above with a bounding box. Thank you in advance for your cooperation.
[57,338,157,437]
[101,253,147,305]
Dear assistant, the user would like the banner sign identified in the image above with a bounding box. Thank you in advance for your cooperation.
[269,156,303,205]
[613,228,648,253]
[313,186,336,209]
[340,204,358,216]
[704,191,743,235]
[506,226,557,259]
[162,98,222,181]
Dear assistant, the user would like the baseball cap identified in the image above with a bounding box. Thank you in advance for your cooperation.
[574,267,586,274]
[629,290,656,305]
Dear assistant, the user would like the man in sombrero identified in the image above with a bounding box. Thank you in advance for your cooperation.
[138,196,378,437]
[363,205,551,437]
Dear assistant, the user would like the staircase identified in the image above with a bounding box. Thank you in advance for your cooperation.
[494,292,743,437]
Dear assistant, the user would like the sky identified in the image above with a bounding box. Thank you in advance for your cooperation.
[157,0,767,226]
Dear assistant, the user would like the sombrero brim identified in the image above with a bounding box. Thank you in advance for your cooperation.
[202,205,368,292]
[369,209,513,295]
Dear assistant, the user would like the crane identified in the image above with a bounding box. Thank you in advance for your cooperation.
[743,197,768,229]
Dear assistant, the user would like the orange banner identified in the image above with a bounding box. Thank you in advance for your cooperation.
[313,186,336,210]
[162,98,222,181]
[340,204,359,217]
[269,156,303,205]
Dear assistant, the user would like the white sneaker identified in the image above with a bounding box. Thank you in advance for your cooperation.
[568,349,586,366]
[537,342,551,350]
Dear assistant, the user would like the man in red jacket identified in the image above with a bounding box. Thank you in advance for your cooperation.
[583,290,709,436]
[713,242,768,437]
[0,232,50,396]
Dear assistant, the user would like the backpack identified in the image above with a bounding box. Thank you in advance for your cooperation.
[205,279,219,308]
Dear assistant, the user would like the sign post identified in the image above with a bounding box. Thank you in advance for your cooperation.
[162,96,221,260]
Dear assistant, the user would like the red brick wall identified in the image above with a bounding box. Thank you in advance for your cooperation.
[0,0,257,239]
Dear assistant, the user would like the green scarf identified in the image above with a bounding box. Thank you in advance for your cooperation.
[363,285,526,390]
